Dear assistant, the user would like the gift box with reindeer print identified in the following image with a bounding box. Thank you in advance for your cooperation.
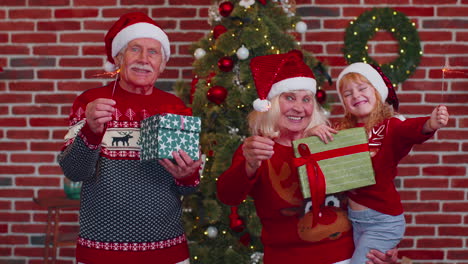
[140,113,201,161]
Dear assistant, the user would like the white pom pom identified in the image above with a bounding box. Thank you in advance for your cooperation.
[253,99,271,112]
[104,61,117,72]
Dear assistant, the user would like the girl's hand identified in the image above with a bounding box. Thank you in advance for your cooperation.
[242,136,275,177]
[424,105,449,133]
[307,124,337,144]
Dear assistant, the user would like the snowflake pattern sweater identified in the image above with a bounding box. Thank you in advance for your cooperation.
[58,82,199,263]
[217,143,354,264]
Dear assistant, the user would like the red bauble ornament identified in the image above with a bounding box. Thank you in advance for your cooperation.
[218,56,234,72]
[229,206,246,233]
[219,1,234,17]
[257,0,267,4]
[316,89,327,104]
[213,25,227,39]
[207,85,228,105]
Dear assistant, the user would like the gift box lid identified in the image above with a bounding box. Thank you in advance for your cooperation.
[157,113,201,132]
[293,127,375,195]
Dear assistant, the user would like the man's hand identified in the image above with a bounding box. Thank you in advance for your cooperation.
[159,150,203,180]
[85,98,116,134]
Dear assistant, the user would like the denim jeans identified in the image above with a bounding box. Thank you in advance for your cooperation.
[348,207,405,264]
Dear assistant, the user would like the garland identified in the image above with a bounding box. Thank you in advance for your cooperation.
[343,7,422,85]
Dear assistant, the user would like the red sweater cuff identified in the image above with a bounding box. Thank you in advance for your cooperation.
[175,170,200,186]
[80,122,105,146]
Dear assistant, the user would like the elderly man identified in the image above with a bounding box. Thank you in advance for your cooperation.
[58,12,201,264]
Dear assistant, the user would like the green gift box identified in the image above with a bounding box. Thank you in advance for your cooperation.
[292,127,375,199]
[140,113,201,161]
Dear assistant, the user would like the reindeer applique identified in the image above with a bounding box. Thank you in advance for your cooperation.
[112,131,133,147]
[268,160,352,243]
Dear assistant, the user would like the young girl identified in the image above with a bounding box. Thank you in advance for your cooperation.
[336,62,450,264]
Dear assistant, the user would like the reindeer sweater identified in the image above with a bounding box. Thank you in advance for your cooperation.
[58,82,199,264]
[217,143,354,264]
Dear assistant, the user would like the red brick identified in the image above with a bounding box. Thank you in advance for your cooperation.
[0,212,31,221]
[399,190,417,200]
[0,235,29,244]
[54,8,99,18]
[38,165,63,175]
[33,45,79,56]
[0,0,26,6]
[11,154,55,163]
[12,33,57,43]
[0,21,34,31]
[29,117,68,127]
[422,166,466,176]
[59,58,102,67]
[438,129,468,140]
[60,33,104,43]
[398,249,444,260]
[448,250,468,260]
[423,19,468,29]
[6,130,49,139]
[403,202,439,212]
[31,141,63,151]
[75,0,116,5]
[37,70,82,79]
[0,118,27,127]
[443,154,468,164]
[12,106,58,115]
[419,238,463,248]
[57,81,103,92]
[413,142,459,152]
[9,82,54,91]
[420,190,465,200]
[15,176,60,187]
[0,142,27,151]
[425,93,468,104]
[443,203,468,213]
[419,31,452,42]
[404,178,449,188]
[9,9,52,19]
[397,166,420,176]
[400,154,439,164]
[11,224,48,234]
[405,226,436,236]
[415,214,461,224]
[440,226,468,236]
[452,178,468,188]
[53,129,68,139]
[0,93,32,103]
[37,21,81,31]
[438,7,468,17]
[0,166,35,174]
[457,32,468,42]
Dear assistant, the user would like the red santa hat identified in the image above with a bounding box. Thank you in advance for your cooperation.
[250,50,316,112]
[103,12,170,72]
[336,62,399,110]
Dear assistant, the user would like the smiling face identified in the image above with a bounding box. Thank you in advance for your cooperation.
[276,90,315,142]
[340,75,377,123]
[115,38,166,95]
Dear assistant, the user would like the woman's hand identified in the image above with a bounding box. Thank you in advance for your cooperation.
[306,124,337,144]
[242,136,275,177]
[366,248,398,264]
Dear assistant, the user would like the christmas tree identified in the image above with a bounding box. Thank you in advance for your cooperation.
[175,1,331,263]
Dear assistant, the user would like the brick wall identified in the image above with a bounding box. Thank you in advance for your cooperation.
[0,0,466,263]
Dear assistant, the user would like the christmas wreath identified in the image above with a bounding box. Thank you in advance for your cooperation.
[343,7,422,84]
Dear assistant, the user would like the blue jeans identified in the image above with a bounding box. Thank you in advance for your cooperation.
[348,207,405,264]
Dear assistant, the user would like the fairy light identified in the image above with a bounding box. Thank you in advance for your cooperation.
[390,65,394,69]
[402,36,407,41]
[393,11,397,15]
[354,31,358,35]
[400,49,404,53]
[347,54,351,58]
[365,45,368,50]
[391,28,395,32]
[372,16,376,20]
[375,27,379,32]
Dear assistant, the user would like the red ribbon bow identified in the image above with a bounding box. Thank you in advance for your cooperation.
[292,143,326,227]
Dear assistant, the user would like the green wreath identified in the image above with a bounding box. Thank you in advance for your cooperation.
[343,7,422,84]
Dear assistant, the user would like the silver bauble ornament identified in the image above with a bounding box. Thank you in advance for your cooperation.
[207,226,218,238]
[236,45,249,60]
[295,21,307,33]
[194,48,206,59]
